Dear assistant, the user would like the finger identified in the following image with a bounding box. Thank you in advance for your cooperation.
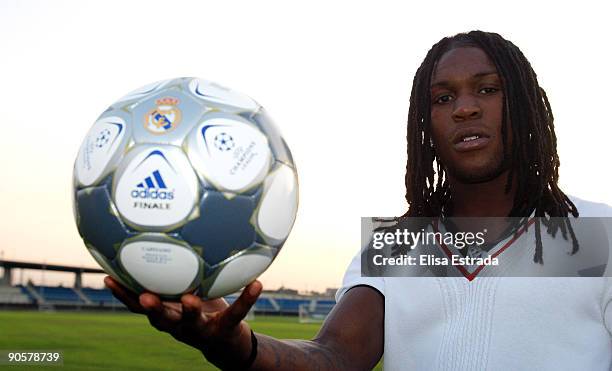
[219,280,262,329]
[177,294,212,338]
[104,276,145,314]
[138,293,182,314]
[181,294,204,323]
[140,293,182,322]
[139,292,163,312]
[140,293,182,331]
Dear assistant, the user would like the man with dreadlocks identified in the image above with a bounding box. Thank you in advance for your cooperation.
[105,31,612,370]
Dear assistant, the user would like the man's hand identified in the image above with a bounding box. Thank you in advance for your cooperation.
[104,276,261,368]
[105,277,384,370]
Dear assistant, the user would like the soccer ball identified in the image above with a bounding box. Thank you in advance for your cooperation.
[72,78,298,300]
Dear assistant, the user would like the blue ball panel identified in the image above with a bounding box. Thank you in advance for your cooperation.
[181,191,256,266]
[76,186,129,260]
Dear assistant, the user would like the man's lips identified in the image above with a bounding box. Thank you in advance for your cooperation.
[451,128,491,152]
[453,136,490,151]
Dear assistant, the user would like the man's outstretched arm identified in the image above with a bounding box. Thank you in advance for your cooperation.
[105,277,383,370]
[250,286,384,370]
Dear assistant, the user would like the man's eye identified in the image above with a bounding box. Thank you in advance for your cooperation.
[479,87,498,94]
[434,95,453,104]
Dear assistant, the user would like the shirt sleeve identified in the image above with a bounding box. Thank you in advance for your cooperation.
[335,217,387,303]
[335,248,385,302]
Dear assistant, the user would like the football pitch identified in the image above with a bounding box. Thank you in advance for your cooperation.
[0,310,383,370]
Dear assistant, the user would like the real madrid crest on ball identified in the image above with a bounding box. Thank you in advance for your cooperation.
[72,77,299,299]
[144,97,182,134]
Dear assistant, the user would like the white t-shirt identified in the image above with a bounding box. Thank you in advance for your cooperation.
[336,197,612,371]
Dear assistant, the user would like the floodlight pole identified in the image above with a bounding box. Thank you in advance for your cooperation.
[74,271,82,289]
[0,265,12,286]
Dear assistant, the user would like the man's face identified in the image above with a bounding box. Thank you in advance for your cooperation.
[430,46,507,184]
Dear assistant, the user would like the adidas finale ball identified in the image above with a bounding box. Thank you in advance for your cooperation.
[72,78,298,300]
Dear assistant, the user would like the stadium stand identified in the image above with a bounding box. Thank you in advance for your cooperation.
[256,297,279,312]
[3,284,337,317]
[4,283,337,314]
[31,286,83,303]
[274,298,312,315]
[255,297,278,313]
[226,296,279,314]
[0,286,31,304]
[311,299,335,317]
[298,299,337,323]
[17,284,42,303]
[1,260,337,316]
[80,288,119,306]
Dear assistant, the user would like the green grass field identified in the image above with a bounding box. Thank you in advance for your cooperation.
[0,310,382,370]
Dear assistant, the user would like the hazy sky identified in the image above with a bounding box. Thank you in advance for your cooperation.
[1,0,610,292]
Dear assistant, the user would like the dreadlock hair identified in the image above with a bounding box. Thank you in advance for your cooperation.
[401,30,579,263]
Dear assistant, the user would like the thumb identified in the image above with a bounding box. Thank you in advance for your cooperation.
[218,280,262,329]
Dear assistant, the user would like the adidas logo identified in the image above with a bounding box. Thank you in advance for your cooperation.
[137,170,167,189]
[131,170,174,200]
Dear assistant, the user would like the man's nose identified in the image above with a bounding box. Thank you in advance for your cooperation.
[452,98,482,122]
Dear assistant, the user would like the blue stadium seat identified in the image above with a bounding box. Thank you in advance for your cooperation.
[312,299,336,316]
[17,285,37,302]
[34,286,83,303]
[254,297,276,311]
[225,296,278,312]
[81,288,117,304]
[275,298,311,314]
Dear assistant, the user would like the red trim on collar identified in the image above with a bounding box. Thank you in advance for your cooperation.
[432,218,536,281]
